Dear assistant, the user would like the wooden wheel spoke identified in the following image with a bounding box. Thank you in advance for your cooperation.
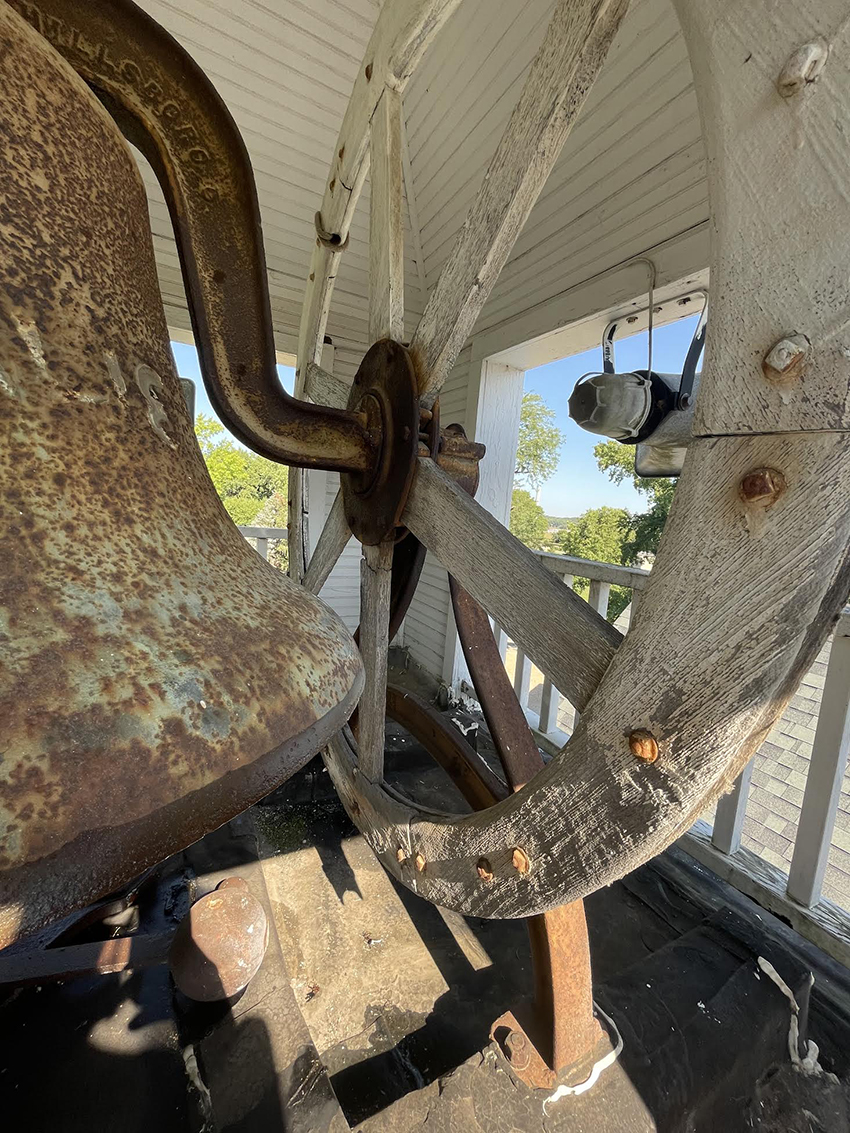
[370,87,405,342]
[303,491,351,595]
[304,362,350,410]
[410,0,629,407]
[402,457,621,711]
[296,0,463,376]
[358,541,395,780]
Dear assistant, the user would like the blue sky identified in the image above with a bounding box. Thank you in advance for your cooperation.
[172,313,698,519]
[524,314,699,517]
[171,341,295,422]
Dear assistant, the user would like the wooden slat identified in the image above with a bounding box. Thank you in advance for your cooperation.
[409,0,630,406]
[512,649,532,709]
[544,558,636,589]
[674,0,850,435]
[303,490,351,594]
[588,579,611,618]
[304,361,351,409]
[369,87,405,342]
[787,629,850,907]
[358,540,394,780]
[296,0,464,375]
[403,457,622,712]
[711,759,754,856]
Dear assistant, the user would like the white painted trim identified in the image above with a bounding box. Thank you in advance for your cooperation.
[680,821,850,970]
[711,759,754,856]
[787,625,850,908]
[476,225,709,372]
[441,355,526,691]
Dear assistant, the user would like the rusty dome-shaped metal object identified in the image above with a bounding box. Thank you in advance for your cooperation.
[0,7,363,947]
[169,878,269,1002]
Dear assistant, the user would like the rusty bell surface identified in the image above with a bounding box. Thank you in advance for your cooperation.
[0,5,363,947]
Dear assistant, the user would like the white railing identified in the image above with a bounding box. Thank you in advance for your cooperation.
[497,551,850,966]
[238,525,287,560]
[681,607,850,967]
[496,552,650,754]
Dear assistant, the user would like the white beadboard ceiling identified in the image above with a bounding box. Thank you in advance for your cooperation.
[136,0,707,366]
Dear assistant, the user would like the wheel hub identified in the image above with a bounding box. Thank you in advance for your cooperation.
[341,339,419,546]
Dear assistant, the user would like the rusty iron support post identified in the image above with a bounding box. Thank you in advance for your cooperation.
[448,499,605,1089]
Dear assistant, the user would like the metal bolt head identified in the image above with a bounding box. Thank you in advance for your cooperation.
[505,1030,530,1069]
[628,729,659,763]
[777,39,829,98]
[477,857,494,882]
[762,334,810,385]
[396,847,406,864]
[415,852,427,873]
[511,847,530,874]
[739,467,786,509]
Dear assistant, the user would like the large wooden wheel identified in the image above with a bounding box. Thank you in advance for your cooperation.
[291,0,850,921]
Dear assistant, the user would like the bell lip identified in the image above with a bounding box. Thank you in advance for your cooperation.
[0,666,363,949]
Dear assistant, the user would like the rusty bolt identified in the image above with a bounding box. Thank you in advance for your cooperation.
[477,857,494,882]
[396,847,406,864]
[511,847,530,875]
[505,1031,530,1069]
[415,852,427,873]
[629,729,659,763]
[777,39,829,98]
[762,334,810,385]
[739,467,786,509]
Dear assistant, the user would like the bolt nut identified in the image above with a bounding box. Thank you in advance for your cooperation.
[628,729,659,763]
[396,848,406,864]
[762,334,810,385]
[511,847,530,875]
[505,1031,530,1069]
[739,467,786,509]
[777,39,829,98]
[415,852,427,873]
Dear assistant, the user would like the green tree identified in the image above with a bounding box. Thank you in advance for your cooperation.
[553,506,634,620]
[194,413,288,548]
[515,392,564,493]
[593,440,676,560]
[509,488,549,550]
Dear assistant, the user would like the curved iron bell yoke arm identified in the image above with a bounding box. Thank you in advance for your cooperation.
[13,0,377,475]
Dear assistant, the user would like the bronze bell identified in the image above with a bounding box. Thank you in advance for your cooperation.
[0,6,363,947]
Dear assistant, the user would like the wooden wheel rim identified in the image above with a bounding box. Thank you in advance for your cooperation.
[297,0,850,917]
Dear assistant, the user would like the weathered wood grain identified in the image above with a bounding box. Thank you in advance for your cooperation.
[304,361,350,411]
[673,0,850,435]
[410,0,630,406]
[358,540,394,780]
[403,456,622,711]
[369,87,405,343]
[296,0,463,377]
[326,433,850,917]
[303,490,351,595]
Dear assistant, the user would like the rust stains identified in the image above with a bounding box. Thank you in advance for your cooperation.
[0,7,362,947]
